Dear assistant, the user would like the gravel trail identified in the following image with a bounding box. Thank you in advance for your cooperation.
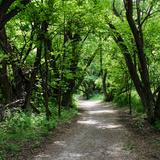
[33,100,139,160]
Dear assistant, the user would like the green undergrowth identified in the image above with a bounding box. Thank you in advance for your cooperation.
[114,91,160,131]
[154,120,160,130]
[0,107,78,160]
[114,90,143,113]
[90,93,104,101]
[113,91,149,129]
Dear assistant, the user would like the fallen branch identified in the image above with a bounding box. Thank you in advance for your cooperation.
[4,99,25,109]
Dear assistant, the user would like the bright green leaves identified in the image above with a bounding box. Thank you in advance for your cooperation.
[0,52,8,61]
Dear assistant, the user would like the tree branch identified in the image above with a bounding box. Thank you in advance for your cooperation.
[0,0,31,30]
[140,4,153,27]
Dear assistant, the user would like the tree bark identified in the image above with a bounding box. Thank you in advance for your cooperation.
[123,0,155,123]
[23,22,44,110]
[108,21,155,123]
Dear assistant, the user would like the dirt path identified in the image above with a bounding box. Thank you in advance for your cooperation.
[32,100,142,160]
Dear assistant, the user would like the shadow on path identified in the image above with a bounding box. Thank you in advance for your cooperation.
[33,100,138,160]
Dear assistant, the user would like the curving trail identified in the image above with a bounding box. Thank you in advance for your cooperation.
[33,100,139,160]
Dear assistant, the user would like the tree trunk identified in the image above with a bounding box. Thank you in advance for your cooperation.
[40,24,52,120]
[0,28,25,102]
[123,0,155,123]
[23,25,43,110]
[61,91,73,108]
[0,62,14,103]
[99,40,108,101]
[102,71,108,101]
[155,91,160,120]
[108,21,155,123]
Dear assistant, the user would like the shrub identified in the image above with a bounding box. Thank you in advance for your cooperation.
[90,93,103,101]
[0,106,78,159]
[114,90,143,113]
[154,120,160,130]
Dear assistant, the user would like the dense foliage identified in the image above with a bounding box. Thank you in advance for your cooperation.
[1,0,160,158]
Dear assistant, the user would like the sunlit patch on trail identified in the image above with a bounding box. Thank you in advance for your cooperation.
[77,119,98,125]
[34,154,51,159]
[77,119,123,130]
[56,152,87,160]
[97,124,122,129]
[54,141,66,146]
[78,100,101,109]
[87,110,117,115]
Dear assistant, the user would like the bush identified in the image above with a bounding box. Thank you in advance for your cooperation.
[90,93,103,101]
[114,90,144,113]
[154,120,160,130]
[0,106,78,159]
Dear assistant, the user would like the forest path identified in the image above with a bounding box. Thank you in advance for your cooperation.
[33,100,139,160]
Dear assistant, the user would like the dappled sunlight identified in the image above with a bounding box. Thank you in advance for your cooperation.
[77,101,123,130]
[87,109,117,115]
[97,124,122,129]
[77,118,123,130]
[78,100,102,109]
[77,119,98,125]
[33,100,134,160]
[54,141,66,146]
[56,152,87,160]
[35,154,51,159]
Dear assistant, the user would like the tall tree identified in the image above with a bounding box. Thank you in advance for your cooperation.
[107,0,160,123]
